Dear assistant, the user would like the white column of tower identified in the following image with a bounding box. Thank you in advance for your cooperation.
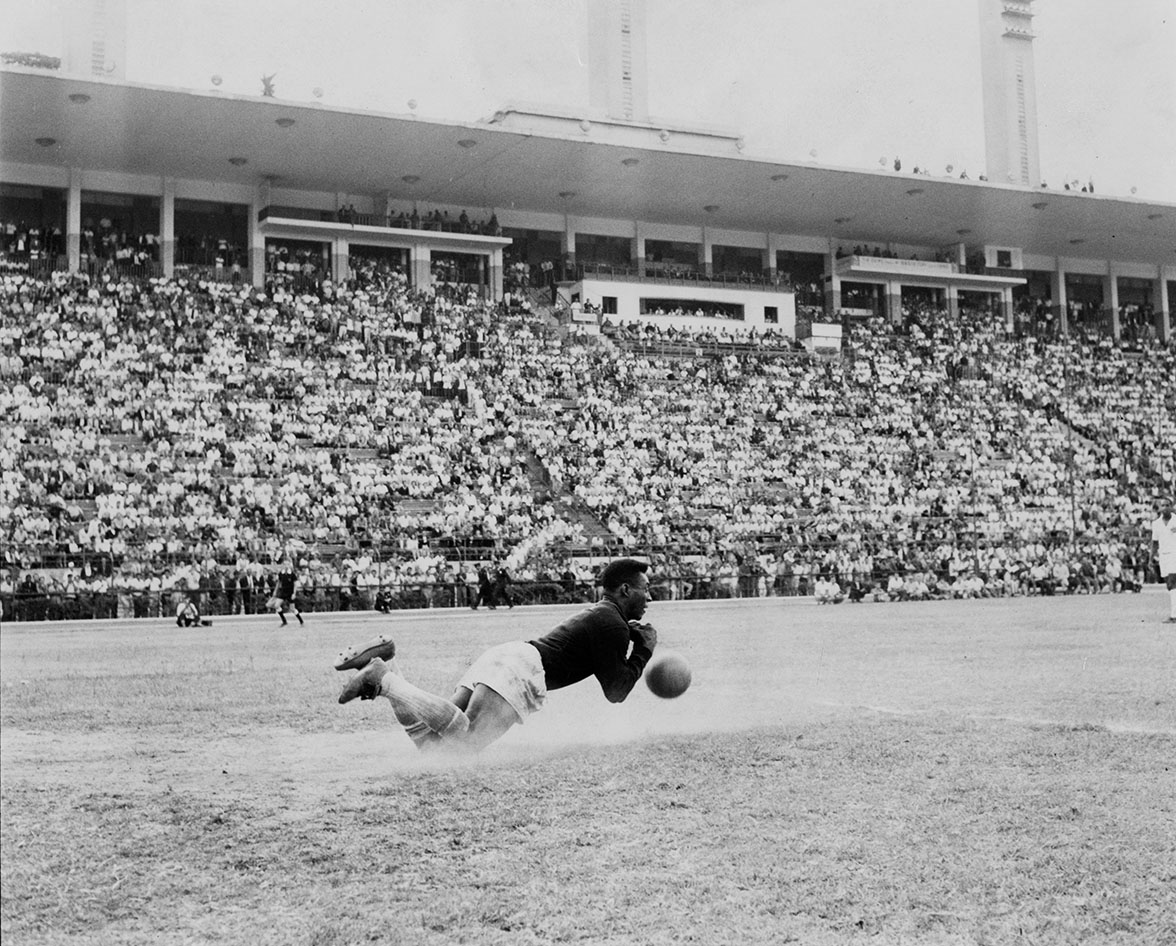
[62,0,128,79]
[587,0,649,123]
[977,0,1041,187]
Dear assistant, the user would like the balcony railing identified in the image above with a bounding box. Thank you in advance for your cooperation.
[576,261,791,292]
[257,206,502,236]
[0,254,69,276]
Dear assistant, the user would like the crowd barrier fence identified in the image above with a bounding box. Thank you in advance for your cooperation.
[1,562,1157,624]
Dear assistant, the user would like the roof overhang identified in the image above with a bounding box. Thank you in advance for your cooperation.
[2,68,1174,267]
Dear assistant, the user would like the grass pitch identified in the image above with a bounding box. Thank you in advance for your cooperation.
[2,594,1174,945]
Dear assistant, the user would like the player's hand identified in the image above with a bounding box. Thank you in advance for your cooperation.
[629,620,658,651]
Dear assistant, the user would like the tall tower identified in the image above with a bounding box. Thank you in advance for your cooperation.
[61,0,128,80]
[587,0,649,123]
[977,0,1041,186]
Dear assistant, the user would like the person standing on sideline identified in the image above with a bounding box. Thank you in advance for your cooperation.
[472,561,496,610]
[494,562,516,609]
[334,558,658,753]
[1150,498,1176,623]
[269,559,304,627]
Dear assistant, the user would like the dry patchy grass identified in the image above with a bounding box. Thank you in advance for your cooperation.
[2,595,1175,945]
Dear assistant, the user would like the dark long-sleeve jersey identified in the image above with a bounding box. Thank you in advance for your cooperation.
[276,571,297,599]
[528,599,652,703]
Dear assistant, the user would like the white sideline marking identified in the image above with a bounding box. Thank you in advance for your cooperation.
[811,700,1176,736]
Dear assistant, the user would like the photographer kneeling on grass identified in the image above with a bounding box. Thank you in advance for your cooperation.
[175,596,210,627]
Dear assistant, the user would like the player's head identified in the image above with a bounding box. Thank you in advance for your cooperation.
[1160,497,1173,519]
[601,558,650,621]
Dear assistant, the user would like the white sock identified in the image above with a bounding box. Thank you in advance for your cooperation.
[1169,587,1176,619]
[379,671,469,737]
[384,684,439,749]
[402,720,441,749]
[377,659,460,748]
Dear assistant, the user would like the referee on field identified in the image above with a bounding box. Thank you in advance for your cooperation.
[1150,498,1176,624]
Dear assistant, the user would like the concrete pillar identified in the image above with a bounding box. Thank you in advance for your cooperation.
[1051,267,1068,335]
[321,242,332,282]
[1156,275,1170,342]
[411,245,432,291]
[490,248,504,301]
[824,249,840,317]
[824,276,840,316]
[160,177,175,277]
[561,218,575,277]
[331,236,348,284]
[699,228,713,277]
[946,285,960,320]
[763,234,775,282]
[887,282,903,327]
[632,224,646,277]
[1001,288,1014,333]
[771,237,789,284]
[67,169,82,273]
[249,193,265,288]
[1105,271,1120,339]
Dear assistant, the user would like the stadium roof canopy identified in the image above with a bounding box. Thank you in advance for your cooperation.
[3,68,1174,266]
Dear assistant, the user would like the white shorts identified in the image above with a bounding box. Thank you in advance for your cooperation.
[1159,553,1176,580]
[456,641,547,723]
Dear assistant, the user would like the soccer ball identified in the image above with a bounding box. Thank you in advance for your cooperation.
[645,652,692,699]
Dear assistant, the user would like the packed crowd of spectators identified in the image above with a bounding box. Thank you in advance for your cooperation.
[175,233,246,271]
[1,263,1171,619]
[337,205,501,237]
[604,318,802,354]
[836,245,904,260]
[1,219,65,266]
[264,243,327,289]
[79,217,159,270]
[640,302,743,320]
[504,258,556,293]
[1,218,159,275]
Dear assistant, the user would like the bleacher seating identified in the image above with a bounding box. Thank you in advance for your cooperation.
[0,267,1171,617]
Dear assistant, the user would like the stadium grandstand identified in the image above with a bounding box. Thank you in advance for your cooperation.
[1,0,1173,620]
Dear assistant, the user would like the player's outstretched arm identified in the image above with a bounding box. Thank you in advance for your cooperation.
[588,618,656,703]
[628,620,658,652]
